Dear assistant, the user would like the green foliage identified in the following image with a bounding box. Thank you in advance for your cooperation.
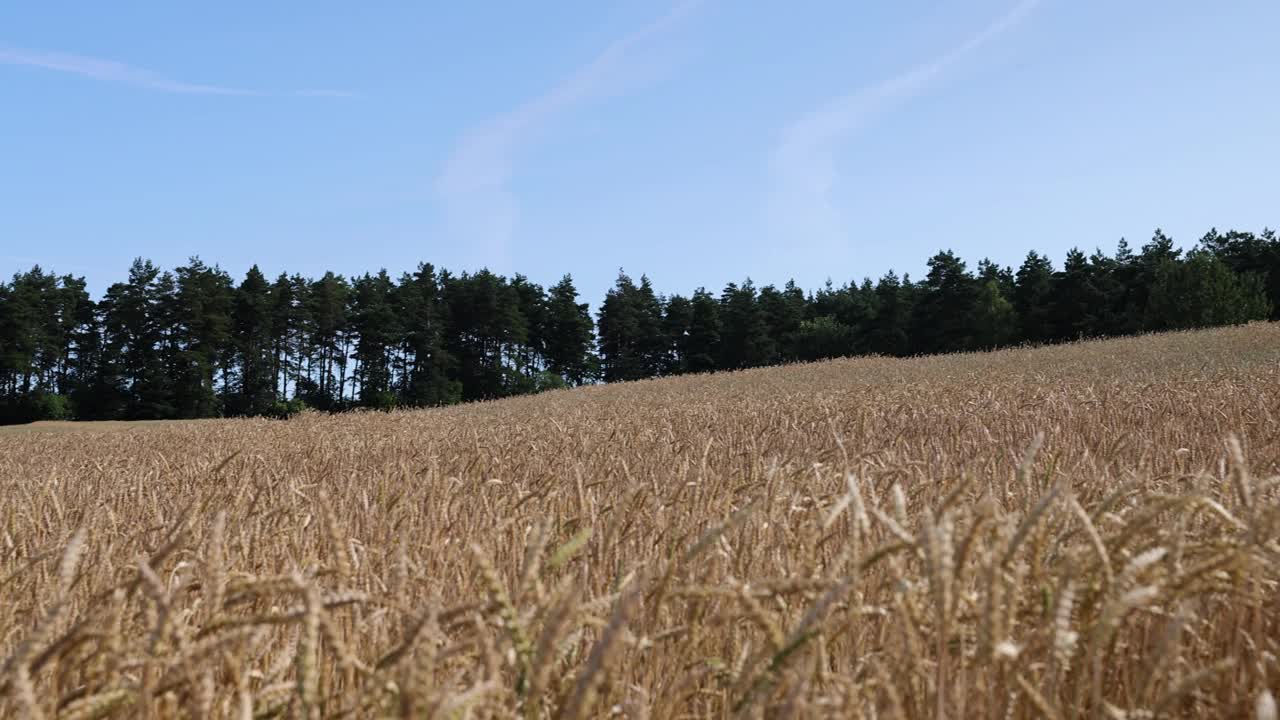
[971,280,1018,349]
[912,251,978,354]
[1145,251,1272,330]
[542,275,595,385]
[534,370,569,392]
[444,270,529,400]
[1014,251,1055,343]
[268,397,310,420]
[683,289,722,374]
[0,391,73,424]
[597,271,665,382]
[759,281,807,362]
[794,316,855,361]
[366,390,399,412]
[869,271,912,357]
[230,265,275,417]
[717,280,776,369]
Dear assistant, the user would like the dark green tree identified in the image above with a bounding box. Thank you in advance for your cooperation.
[543,275,595,385]
[301,272,350,408]
[396,264,460,406]
[0,267,53,396]
[350,270,401,407]
[759,281,807,362]
[1127,229,1182,330]
[1145,250,1271,329]
[509,274,549,389]
[596,271,665,382]
[683,288,722,373]
[794,316,856,361]
[445,270,527,400]
[912,251,978,354]
[970,280,1017,349]
[661,293,693,375]
[170,258,233,417]
[230,266,275,416]
[100,260,176,419]
[1049,248,1103,341]
[1013,251,1055,344]
[870,271,912,357]
[268,273,308,401]
[977,259,1016,299]
[717,280,776,369]
[1200,228,1280,320]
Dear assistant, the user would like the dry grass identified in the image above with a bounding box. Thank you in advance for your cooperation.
[2,323,1279,718]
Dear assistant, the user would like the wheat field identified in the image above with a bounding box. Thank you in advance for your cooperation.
[2,324,1279,719]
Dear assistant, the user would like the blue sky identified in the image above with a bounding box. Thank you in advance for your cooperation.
[2,1,1277,305]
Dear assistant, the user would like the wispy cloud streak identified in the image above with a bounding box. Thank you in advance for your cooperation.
[294,89,360,99]
[770,0,1041,250]
[1,45,356,98]
[435,1,703,267]
[0,45,262,95]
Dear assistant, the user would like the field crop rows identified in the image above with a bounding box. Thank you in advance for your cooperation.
[2,324,1279,718]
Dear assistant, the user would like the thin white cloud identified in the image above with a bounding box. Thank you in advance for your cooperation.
[0,45,356,98]
[770,0,1041,251]
[295,89,361,99]
[435,0,703,269]
[0,45,261,95]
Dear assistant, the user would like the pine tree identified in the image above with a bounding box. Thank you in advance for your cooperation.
[1049,248,1100,341]
[661,293,693,375]
[717,280,776,369]
[543,275,595,385]
[684,288,721,373]
[849,279,880,353]
[0,279,16,401]
[52,274,93,398]
[977,259,1016,299]
[0,268,87,421]
[0,267,52,396]
[596,271,664,382]
[350,270,401,408]
[397,264,460,406]
[634,276,668,377]
[970,280,1017,349]
[171,258,233,418]
[444,270,527,400]
[509,274,549,389]
[1200,227,1280,320]
[302,272,349,409]
[758,281,807,362]
[1013,251,1054,344]
[231,266,275,416]
[870,271,912,357]
[1266,228,1280,320]
[913,251,978,354]
[1128,229,1182,330]
[268,273,303,401]
[98,260,175,419]
[794,316,856,361]
[1146,250,1271,329]
[1086,248,1127,337]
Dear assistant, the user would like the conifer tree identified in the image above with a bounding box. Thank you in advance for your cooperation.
[542,275,594,385]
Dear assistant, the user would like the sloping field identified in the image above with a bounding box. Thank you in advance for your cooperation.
[0,420,205,435]
[2,324,1279,718]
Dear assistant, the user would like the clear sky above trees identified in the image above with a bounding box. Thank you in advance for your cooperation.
[3,2,1279,304]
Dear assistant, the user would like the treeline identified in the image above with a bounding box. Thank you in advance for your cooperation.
[1,227,1276,424]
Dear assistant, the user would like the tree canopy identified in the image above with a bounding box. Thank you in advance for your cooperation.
[1,226,1275,423]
